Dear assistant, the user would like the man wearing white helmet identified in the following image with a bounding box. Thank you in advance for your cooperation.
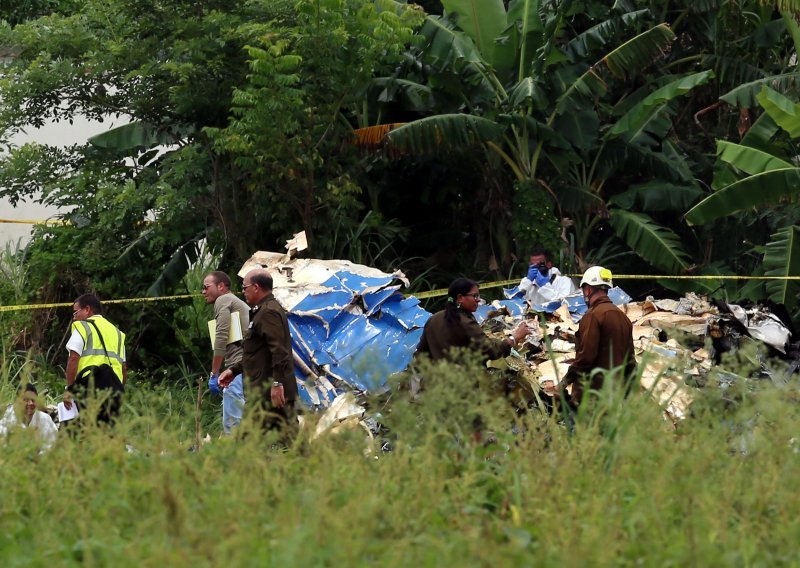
[560,266,636,407]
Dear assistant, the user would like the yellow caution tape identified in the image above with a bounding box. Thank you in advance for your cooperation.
[0,293,200,313]
[1,273,798,310]
[410,275,800,300]
[0,218,66,225]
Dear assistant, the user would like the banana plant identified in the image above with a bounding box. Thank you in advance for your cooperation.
[379,0,714,274]
[686,87,800,225]
[684,86,800,310]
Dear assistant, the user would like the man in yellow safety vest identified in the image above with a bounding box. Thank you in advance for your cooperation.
[66,294,127,423]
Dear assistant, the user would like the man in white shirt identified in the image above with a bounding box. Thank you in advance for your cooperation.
[518,246,577,306]
[66,294,126,424]
[0,383,58,452]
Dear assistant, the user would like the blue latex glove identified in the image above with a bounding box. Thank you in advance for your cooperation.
[534,269,550,287]
[527,265,539,282]
[208,373,221,396]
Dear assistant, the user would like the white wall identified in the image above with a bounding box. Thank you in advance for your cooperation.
[0,115,129,246]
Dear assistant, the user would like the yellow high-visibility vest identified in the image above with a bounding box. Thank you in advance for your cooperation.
[72,316,126,383]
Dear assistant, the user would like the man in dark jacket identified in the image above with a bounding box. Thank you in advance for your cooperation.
[561,266,636,407]
[219,269,297,439]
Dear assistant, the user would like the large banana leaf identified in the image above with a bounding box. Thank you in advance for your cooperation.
[711,113,785,189]
[764,225,800,311]
[606,71,715,141]
[506,77,548,111]
[756,86,800,137]
[419,15,484,68]
[609,181,704,212]
[507,0,544,79]
[601,23,676,81]
[554,24,675,115]
[387,114,505,153]
[441,0,506,65]
[740,111,781,152]
[565,9,650,59]
[552,109,600,152]
[147,237,204,297]
[597,140,693,182]
[370,78,435,112]
[685,168,800,225]
[715,140,793,175]
[719,72,800,108]
[507,0,543,35]
[609,209,690,273]
[88,121,183,152]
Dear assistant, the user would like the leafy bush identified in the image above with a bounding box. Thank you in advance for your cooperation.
[2,353,800,565]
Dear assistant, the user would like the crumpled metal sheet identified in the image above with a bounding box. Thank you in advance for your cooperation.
[240,248,429,409]
[725,303,793,354]
[502,286,632,320]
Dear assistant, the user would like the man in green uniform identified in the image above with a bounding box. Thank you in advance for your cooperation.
[219,269,297,440]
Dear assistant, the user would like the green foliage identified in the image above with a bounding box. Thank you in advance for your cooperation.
[387,114,505,153]
[609,209,690,273]
[169,243,222,369]
[3,352,800,564]
[511,179,562,259]
[208,0,423,246]
[763,225,800,312]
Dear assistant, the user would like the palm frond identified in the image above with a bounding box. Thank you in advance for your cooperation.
[715,141,793,175]
[387,114,505,154]
[606,71,715,141]
[719,72,800,108]
[147,237,204,297]
[565,9,650,60]
[609,208,690,273]
[764,225,800,311]
[757,86,800,137]
[554,24,676,115]
[440,0,507,63]
[601,23,676,81]
[609,181,704,212]
[685,168,800,225]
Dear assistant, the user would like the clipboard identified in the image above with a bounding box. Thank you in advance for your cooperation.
[208,311,243,347]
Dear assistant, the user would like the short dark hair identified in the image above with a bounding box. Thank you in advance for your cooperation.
[23,383,37,395]
[530,245,549,259]
[75,293,103,314]
[251,271,273,291]
[208,271,231,289]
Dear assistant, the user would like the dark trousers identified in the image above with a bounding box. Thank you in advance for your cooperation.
[261,400,298,446]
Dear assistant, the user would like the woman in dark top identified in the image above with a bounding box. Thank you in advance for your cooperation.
[416,278,529,362]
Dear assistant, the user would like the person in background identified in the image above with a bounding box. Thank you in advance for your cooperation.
[219,269,297,443]
[202,270,250,434]
[57,390,79,430]
[0,383,58,452]
[560,266,636,408]
[66,294,126,424]
[518,246,576,306]
[416,278,529,363]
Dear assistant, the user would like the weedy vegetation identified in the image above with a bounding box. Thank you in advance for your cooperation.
[1,349,799,566]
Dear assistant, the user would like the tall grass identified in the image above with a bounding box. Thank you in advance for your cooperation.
[1,352,799,566]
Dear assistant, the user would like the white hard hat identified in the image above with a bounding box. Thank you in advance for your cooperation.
[580,266,613,288]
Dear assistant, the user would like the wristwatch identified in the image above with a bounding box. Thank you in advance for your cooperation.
[272,381,283,388]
